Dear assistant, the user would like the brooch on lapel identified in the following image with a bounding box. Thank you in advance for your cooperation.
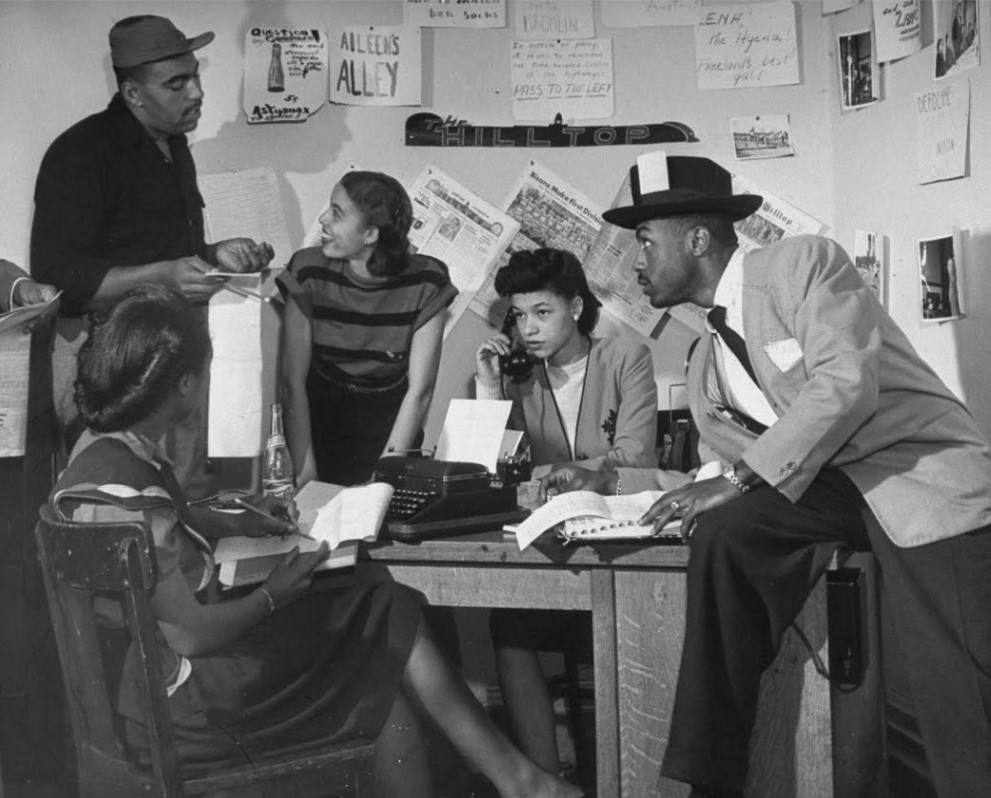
[601,409,618,445]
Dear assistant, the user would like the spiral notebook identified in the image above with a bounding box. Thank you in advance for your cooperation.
[558,492,682,544]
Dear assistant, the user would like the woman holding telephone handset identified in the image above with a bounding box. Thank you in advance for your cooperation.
[475,248,658,776]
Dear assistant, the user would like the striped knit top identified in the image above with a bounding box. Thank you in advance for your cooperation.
[277,247,458,391]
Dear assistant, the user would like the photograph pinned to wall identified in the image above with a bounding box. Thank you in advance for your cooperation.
[730,115,794,160]
[918,231,964,323]
[872,0,921,63]
[600,0,700,28]
[243,28,327,124]
[838,30,880,110]
[853,230,886,306]
[934,0,979,80]
[330,26,421,106]
[515,0,595,39]
[405,0,506,28]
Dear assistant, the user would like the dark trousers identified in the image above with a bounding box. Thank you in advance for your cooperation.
[659,469,991,796]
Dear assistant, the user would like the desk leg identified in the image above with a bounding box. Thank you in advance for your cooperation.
[614,569,689,798]
[591,569,620,798]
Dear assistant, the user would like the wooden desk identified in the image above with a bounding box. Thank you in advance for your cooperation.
[360,532,841,798]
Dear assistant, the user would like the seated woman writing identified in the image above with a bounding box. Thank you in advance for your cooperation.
[48,285,581,798]
[474,248,658,776]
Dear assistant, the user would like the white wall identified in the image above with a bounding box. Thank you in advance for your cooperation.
[827,1,991,434]
[26,1,982,445]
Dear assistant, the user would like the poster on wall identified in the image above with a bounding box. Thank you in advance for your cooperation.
[837,30,880,110]
[934,0,979,80]
[600,0,700,28]
[695,2,799,90]
[407,167,519,338]
[243,28,327,124]
[871,0,921,63]
[511,38,614,121]
[730,114,794,160]
[405,0,506,28]
[822,0,861,12]
[918,230,964,323]
[916,78,969,184]
[853,230,886,307]
[515,0,595,39]
[330,26,421,106]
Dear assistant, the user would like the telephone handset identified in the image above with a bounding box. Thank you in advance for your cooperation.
[498,308,535,381]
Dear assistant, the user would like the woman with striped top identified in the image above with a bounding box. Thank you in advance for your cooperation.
[277,172,457,486]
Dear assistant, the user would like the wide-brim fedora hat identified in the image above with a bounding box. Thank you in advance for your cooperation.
[602,156,763,229]
[110,15,215,69]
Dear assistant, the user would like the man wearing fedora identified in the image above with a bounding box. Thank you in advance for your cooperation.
[30,15,273,478]
[544,154,991,797]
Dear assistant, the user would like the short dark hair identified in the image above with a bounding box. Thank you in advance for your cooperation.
[669,213,739,247]
[113,62,152,91]
[74,285,211,432]
[494,248,601,335]
[340,171,413,277]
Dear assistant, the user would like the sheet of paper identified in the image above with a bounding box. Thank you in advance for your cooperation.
[408,166,519,338]
[330,25,421,107]
[243,28,327,124]
[499,429,526,459]
[313,482,394,549]
[0,330,31,457]
[600,0,700,28]
[515,1,595,40]
[511,38,614,122]
[199,167,293,271]
[404,0,507,28]
[872,0,921,63]
[207,290,264,457]
[435,399,512,472]
[0,291,61,335]
[294,480,346,529]
[916,79,969,185]
[695,2,799,90]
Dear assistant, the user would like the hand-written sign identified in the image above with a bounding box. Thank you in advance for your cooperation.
[872,0,921,63]
[515,0,595,40]
[330,26,421,106]
[600,0,700,28]
[916,80,969,185]
[511,38,614,121]
[404,112,697,147]
[695,2,799,90]
[244,28,327,124]
[405,0,506,28]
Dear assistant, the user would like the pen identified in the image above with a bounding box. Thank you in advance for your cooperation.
[234,498,311,538]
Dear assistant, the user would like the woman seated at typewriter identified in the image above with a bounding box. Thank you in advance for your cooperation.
[277,171,457,487]
[48,285,582,798]
[474,247,658,776]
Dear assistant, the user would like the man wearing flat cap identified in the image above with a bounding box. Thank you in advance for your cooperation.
[31,15,274,476]
[545,154,991,797]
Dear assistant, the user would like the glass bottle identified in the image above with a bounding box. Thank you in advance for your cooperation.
[267,42,285,93]
[262,403,294,499]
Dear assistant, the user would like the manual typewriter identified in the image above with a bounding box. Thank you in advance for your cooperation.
[372,456,527,541]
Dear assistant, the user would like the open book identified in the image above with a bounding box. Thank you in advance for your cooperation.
[514,490,679,550]
[213,481,394,587]
[0,291,62,334]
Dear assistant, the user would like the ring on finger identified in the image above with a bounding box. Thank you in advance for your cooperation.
[670,500,682,512]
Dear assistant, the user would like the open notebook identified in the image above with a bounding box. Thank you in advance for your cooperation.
[213,481,393,587]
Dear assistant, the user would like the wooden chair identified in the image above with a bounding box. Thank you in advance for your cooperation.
[35,504,378,798]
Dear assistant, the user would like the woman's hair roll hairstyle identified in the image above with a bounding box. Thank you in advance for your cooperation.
[493,248,602,335]
[340,171,413,277]
[74,285,212,432]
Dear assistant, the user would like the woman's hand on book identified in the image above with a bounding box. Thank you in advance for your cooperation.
[539,466,618,500]
[640,476,741,542]
[262,544,330,608]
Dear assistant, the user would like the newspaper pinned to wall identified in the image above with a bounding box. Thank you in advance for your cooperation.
[0,330,31,457]
[407,166,519,338]
[468,161,662,338]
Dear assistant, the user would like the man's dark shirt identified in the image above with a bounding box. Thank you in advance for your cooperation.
[31,93,207,315]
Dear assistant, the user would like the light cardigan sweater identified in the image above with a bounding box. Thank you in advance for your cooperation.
[479,336,658,471]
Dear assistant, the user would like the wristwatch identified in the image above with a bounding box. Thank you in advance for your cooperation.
[722,464,751,494]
